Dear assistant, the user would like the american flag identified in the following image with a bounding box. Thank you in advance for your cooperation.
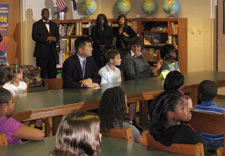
[56,0,67,11]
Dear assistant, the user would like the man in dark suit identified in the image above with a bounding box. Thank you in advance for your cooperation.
[32,8,59,78]
[63,37,101,88]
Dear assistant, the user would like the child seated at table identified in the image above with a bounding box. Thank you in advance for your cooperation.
[149,91,203,146]
[164,71,193,108]
[98,86,143,144]
[160,44,180,79]
[0,88,44,144]
[3,64,27,96]
[98,49,122,84]
[195,80,225,151]
[50,111,101,156]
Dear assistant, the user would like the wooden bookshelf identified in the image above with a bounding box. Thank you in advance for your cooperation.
[53,18,187,72]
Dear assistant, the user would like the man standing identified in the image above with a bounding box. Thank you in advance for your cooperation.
[32,8,59,78]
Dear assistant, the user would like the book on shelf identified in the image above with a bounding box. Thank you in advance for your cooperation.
[66,24,75,36]
[168,35,178,49]
[59,38,70,52]
[70,38,77,52]
[171,22,178,34]
[59,24,68,36]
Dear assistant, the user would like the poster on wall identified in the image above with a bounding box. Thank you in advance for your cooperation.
[0,4,9,65]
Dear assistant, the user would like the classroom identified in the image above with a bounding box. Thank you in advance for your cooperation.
[0,0,225,156]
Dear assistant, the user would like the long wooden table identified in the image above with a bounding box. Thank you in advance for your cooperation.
[13,71,225,123]
[0,136,183,156]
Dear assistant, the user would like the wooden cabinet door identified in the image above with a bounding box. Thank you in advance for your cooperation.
[0,0,21,64]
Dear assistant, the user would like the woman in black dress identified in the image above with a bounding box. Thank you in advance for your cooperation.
[91,14,113,68]
[115,14,137,58]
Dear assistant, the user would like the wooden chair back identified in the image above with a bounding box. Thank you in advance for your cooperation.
[217,147,225,156]
[45,78,63,90]
[190,110,225,145]
[142,131,205,156]
[102,128,134,142]
[0,133,8,146]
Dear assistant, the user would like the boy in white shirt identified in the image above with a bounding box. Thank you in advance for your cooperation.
[99,49,122,84]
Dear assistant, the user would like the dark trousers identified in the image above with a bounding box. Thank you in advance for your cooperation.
[37,57,57,78]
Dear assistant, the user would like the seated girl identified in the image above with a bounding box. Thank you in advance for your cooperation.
[50,111,101,156]
[0,88,44,144]
[164,71,193,108]
[98,86,143,144]
[3,64,27,96]
[149,91,203,146]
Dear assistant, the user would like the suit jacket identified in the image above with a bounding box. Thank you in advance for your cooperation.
[32,19,59,59]
[63,54,101,88]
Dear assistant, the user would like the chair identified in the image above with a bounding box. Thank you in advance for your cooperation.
[142,131,205,156]
[0,133,8,146]
[189,110,225,155]
[101,128,134,142]
[45,78,63,90]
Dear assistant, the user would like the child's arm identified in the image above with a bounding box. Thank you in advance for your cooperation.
[14,125,44,141]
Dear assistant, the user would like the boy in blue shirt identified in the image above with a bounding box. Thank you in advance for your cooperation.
[195,80,225,151]
[98,49,122,84]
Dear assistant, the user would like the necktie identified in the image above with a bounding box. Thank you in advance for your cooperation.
[82,59,86,79]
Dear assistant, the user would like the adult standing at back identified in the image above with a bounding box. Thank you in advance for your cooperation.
[91,14,113,68]
[32,8,59,78]
[115,14,137,58]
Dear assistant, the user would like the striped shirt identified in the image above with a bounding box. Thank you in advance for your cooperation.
[194,102,225,141]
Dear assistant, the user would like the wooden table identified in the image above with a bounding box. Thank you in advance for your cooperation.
[0,137,183,156]
[13,71,225,123]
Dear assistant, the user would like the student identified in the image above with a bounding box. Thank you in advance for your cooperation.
[115,14,137,58]
[164,71,193,108]
[91,13,113,68]
[98,86,143,144]
[160,44,180,78]
[195,80,225,151]
[50,111,101,156]
[0,88,44,144]
[122,37,161,128]
[63,37,101,88]
[3,64,27,96]
[149,91,203,146]
[98,49,121,84]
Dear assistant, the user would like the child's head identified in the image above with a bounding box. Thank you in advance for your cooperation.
[163,71,184,91]
[0,88,14,117]
[8,64,24,82]
[105,49,121,66]
[51,111,101,156]
[160,44,177,60]
[130,37,143,56]
[98,86,126,130]
[149,91,191,142]
[199,80,218,102]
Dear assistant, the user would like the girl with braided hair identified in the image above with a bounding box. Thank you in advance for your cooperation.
[149,91,203,146]
[0,88,44,144]
[98,86,143,144]
[50,111,101,156]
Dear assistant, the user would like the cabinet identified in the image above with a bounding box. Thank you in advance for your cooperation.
[53,18,187,72]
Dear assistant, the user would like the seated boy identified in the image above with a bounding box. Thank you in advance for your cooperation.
[98,49,122,84]
[194,80,225,151]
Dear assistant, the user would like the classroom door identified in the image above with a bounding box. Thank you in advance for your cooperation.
[0,0,21,64]
[217,0,225,71]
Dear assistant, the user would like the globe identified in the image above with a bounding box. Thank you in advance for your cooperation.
[80,0,97,16]
[142,0,158,15]
[116,0,131,14]
[162,0,181,16]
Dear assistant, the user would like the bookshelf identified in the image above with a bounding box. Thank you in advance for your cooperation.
[141,18,187,72]
[53,18,187,72]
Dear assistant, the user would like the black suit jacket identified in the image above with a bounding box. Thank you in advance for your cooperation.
[32,19,59,59]
[63,54,101,88]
